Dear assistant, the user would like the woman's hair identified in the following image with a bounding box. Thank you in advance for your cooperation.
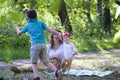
[26,9,37,18]
[50,30,63,48]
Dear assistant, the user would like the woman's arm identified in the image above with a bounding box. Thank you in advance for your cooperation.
[49,54,60,59]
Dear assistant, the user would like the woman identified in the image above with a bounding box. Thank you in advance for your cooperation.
[47,30,65,69]
[48,31,63,59]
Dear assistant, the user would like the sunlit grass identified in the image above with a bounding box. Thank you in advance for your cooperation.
[72,50,120,71]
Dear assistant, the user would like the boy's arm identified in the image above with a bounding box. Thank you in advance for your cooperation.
[46,27,62,40]
[14,24,22,36]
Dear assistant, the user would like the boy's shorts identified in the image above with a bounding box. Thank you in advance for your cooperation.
[30,44,48,63]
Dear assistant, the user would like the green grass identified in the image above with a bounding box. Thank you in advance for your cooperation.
[0,47,30,61]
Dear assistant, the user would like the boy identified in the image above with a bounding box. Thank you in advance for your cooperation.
[60,33,78,72]
[14,9,62,80]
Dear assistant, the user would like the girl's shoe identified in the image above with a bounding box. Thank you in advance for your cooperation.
[55,70,62,80]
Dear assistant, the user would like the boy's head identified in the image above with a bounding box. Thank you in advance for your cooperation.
[63,33,71,43]
[26,9,37,19]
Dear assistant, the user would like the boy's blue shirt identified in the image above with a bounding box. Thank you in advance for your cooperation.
[21,18,47,45]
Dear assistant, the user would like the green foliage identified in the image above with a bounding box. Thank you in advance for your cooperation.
[113,30,120,43]
[49,0,61,14]
[0,23,30,48]
[9,11,23,23]
[0,0,7,3]
[0,15,7,26]
[0,0,120,62]
[72,35,120,52]
[0,47,30,60]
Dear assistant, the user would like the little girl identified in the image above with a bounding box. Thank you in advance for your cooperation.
[60,33,78,72]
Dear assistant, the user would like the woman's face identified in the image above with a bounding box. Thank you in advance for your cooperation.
[53,34,60,42]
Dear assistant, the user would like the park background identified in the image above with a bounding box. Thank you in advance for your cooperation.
[0,0,120,60]
[0,0,120,80]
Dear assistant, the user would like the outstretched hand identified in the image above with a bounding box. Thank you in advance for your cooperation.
[14,24,18,30]
[13,24,22,36]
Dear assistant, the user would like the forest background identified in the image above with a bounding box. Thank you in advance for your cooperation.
[0,0,120,61]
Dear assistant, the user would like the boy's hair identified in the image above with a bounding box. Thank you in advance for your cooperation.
[26,9,37,18]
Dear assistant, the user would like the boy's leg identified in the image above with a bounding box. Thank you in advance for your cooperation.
[40,44,62,79]
[30,45,40,79]
[40,44,58,72]
[32,63,39,78]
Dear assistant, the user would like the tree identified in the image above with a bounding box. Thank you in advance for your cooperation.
[103,0,111,34]
[96,0,103,26]
[82,0,93,23]
[58,0,72,34]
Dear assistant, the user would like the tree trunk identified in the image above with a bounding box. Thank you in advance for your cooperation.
[96,0,103,25]
[116,0,120,5]
[84,0,93,23]
[103,8,111,33]
[29,0,37,9]
[103,0,111,33]
[58,0,72,34]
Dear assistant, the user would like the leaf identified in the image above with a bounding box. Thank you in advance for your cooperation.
[0,0,7,3]
[49,0,61,14]
[115,6,120,19]
[116,25,120,30]
[113,30,120,43]
[9,11,23,22]
[0,15,7,26]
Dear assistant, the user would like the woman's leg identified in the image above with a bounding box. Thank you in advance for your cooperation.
[43,61,62,79]
[43,61,57,72]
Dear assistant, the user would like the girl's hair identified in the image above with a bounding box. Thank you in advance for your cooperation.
[50,30,63,48]
[26,9,37,18]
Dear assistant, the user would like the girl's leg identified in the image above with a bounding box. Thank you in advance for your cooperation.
[67,57,73,71]
[59,58,67,71]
